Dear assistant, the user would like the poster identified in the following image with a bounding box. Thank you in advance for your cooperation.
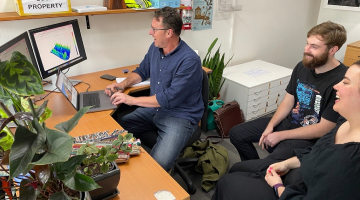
[192,0,213,31]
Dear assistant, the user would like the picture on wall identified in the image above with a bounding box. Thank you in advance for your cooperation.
[324,0,360,11]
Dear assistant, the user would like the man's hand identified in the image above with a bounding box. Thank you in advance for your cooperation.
[263,131,283,148]
[105,83,124,96]
[110,92,134,105]
[259,126,273,150]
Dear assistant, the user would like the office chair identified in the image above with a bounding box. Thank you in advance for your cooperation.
[141,69,209,195]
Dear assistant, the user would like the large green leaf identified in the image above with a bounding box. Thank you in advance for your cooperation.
[54,106,91,133]
[0,127,14,151]
[20,179,39,200]
[0,51,44,96]
[49,191,72,200]
[62,172,100,192]
[32,127,73,165]
[21,98,52,123]
[9,125,45,179]
[55,155,87,180]
[0,86,12,106]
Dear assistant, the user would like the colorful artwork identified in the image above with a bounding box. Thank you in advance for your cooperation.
[192,0,213,31]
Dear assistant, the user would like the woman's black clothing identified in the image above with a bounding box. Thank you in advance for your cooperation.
[212,119,360,200]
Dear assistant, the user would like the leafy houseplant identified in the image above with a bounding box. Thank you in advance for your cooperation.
[202,38,234,100]
[0,100,100,199]
[75,133,134,200]
[0,51,100,199]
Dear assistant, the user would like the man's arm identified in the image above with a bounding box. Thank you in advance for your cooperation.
[259,93,295,148]
[111,94,160,107]
[264,117,336,147]
[105,72,142,96]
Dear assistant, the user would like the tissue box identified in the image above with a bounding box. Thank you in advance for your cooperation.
[150,0,180,8]
[13,0,72,16]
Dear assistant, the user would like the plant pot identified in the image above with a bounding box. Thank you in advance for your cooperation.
[89,162,120,200]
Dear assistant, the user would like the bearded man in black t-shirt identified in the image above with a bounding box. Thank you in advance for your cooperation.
[228,21,348,177]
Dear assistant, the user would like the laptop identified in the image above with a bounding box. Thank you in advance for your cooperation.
[56,70,117,112]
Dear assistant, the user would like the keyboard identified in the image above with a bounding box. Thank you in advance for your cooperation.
[83,92,101,108]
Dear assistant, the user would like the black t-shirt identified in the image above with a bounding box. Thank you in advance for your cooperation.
[283,61,347,129]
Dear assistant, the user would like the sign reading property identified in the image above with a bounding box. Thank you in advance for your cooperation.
[20,0,71,14]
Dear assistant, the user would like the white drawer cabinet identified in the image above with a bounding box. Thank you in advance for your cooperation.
[220,60,293,121]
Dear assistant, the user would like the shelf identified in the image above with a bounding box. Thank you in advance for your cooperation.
[0,8,161,22]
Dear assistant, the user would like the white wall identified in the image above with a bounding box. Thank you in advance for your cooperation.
[231,0,321,69]
[0,0,321,78]
[317,0,360,63]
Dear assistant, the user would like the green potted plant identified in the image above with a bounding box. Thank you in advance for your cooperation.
[202,38,234,100]
[0,101,99,199]
[0,51,100,199]
[75,133,134,200]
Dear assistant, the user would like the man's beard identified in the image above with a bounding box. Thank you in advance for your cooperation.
[302,51,329,70]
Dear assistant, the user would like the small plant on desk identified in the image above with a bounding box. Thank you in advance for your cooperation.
[75,133,135,200]
[75,133,134,175]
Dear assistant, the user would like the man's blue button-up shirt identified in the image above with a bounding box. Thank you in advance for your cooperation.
[133,39,203,124]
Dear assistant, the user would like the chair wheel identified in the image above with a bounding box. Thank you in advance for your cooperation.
[188,187,196,195]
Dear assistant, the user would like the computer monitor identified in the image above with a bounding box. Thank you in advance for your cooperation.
[0,32,38,73]
[0,32,38,126]
[28,19,87,91]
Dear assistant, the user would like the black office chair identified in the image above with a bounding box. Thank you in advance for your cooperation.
[141,69,209,195]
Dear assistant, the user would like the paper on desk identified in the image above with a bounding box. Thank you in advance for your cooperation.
[116,78,150,87]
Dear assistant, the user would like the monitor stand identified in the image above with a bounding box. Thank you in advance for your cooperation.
[43,75,81,92]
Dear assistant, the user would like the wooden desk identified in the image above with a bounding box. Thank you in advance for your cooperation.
[41,64,193,200]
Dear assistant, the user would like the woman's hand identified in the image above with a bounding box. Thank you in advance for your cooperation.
[265,167,283,187]
[267,161,290,176]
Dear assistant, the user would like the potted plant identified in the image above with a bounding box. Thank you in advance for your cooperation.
[0,51,100,199]
[75,133,134,200]
[0,100,100,199]
[202,38,234,100]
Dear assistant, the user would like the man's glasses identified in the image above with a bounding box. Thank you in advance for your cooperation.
[151,27,169,33]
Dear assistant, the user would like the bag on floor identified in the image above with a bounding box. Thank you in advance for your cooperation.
[207,100,245,143]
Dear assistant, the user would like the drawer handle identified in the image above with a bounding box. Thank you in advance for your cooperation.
[254,90,262,95]
[253,97,261,102]
[253,103,260,108]
[252,109,259,114]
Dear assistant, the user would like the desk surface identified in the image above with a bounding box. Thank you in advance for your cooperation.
[41,64,198,200]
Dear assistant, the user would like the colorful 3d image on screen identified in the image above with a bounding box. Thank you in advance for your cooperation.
[50,43,71,60]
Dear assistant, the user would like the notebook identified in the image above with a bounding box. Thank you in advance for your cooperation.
[56,71,117,112]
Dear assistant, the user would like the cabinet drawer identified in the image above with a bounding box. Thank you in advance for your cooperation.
[268,76,290,88]
[248,83,270,97]
[248,83,287,101]
[248,87,287,103]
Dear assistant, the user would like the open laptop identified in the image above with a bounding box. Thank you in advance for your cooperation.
[56,70,117,112]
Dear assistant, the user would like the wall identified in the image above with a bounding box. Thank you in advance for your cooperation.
[317,0,360,63]
[231,0,321,69]
[0,0,321,79]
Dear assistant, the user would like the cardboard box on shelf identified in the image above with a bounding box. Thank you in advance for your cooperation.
[13,0,72,16]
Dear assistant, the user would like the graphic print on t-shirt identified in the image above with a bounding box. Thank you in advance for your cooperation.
[291,79,322,126]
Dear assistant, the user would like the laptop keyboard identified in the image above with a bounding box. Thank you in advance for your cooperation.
[83,92,101,108]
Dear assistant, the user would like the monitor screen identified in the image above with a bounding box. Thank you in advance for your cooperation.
[0,32,38,73]
[28,19,87,80]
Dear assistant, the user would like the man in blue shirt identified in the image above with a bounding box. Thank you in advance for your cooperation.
[105,7,203,171]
